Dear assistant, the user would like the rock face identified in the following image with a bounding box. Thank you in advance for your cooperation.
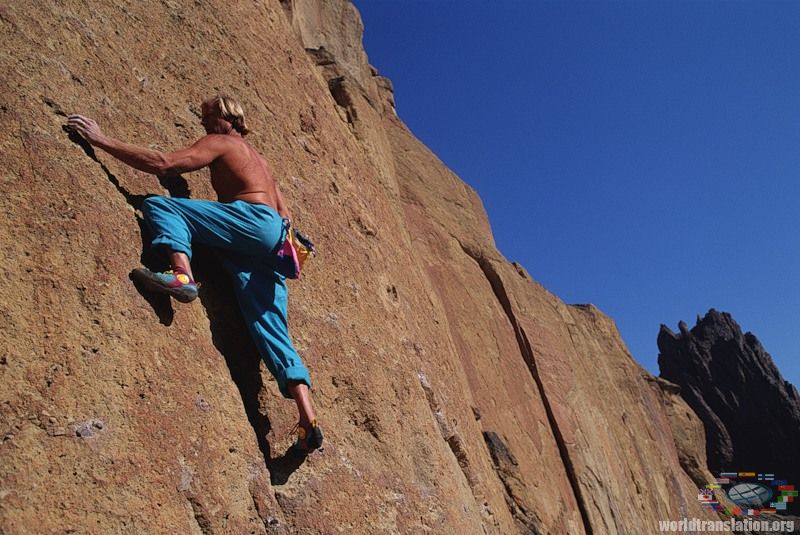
[1,1,722,533]
[645,375,714,489]
[658,310,800,483]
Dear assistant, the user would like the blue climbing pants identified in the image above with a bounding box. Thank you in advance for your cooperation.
[141,195,311,399]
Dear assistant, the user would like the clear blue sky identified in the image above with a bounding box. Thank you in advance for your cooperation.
[353,0,800,389]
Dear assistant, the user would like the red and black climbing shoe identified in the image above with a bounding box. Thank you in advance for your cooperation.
[290,420,324,453]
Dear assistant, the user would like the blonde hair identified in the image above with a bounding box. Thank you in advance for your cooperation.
[209,95,250,136]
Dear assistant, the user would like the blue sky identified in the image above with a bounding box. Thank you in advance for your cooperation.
[353,0,800,388]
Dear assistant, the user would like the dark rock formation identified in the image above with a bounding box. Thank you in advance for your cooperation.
[658,309,800,483]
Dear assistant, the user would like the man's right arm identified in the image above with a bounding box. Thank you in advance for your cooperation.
[67,115,223,176]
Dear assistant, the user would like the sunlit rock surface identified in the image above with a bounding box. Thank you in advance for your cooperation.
[0,1,722,532]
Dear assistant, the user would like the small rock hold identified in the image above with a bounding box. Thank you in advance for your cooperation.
[81,346,100,357]
[354,215,377,237]
[178,465,193,492]
[75,419,104,438]
[386,285,398,300]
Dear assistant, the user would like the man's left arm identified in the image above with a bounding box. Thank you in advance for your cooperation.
[67,115,222,176]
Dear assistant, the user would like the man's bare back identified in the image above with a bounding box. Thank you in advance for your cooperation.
[206,134,280,207]
[197,98,288,213]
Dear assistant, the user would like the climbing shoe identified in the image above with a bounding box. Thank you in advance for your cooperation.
[131,267,198,303]
[290,420,324,453]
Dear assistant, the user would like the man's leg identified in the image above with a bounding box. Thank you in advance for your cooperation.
[139,198,321,446]
[222,255,322,450]
[221,257,311,396]
[168,251,193,279]
[287,381,316,426]
[135,196,206,301]
[137,196,283,302]
[289,381,322,451]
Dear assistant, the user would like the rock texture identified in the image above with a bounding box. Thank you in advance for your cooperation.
[646,375,713,489]
[658,310,800,484]
[1,1,723,533]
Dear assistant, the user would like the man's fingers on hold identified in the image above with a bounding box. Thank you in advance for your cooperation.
[67,116,92,127]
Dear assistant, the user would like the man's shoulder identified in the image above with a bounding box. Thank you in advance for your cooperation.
[195,134,247,153]
[198,133,237,144]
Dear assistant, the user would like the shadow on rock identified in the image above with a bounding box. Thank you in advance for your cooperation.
[268,447,315,485]
[128,271,174,326]
[193,247,274,466]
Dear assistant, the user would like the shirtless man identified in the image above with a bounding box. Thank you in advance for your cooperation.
[67,96,323,452]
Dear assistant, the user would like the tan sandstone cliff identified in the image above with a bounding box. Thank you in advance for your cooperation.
[0,1,725,533]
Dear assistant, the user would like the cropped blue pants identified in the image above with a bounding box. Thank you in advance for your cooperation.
[141,195,311,399]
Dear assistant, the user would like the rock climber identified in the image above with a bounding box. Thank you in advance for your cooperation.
[66,95,323,452]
